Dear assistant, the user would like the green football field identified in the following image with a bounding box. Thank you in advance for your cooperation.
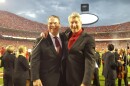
[0,66,129,86]
[99,65,130,86]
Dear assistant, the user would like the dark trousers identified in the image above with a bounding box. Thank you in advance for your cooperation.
[105,78,115,86]
[105,73,116,86]
[93,68,100,86]
[118,73,128,86]
[58,72,66,86]
[3,73,13,86]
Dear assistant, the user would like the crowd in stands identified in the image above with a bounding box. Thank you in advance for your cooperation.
[0,10,130,53]
[1,27,130,40]
[0,10,130,34]
[62,22,130,33]
[84,22,130,33]
[0,27,40,38]
[0,38,34,49]
[92,32,130,39]
[0,10,47,32]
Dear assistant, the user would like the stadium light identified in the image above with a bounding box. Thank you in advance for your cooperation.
[0,0,6,3]
[80,4,99,25]
[80,13,98,25]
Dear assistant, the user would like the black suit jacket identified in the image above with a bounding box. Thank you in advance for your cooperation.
[1,52,15,74]
[14,55,30,86]
[103,51,117,79]
[66,30,95,86]
[31,33,68,86]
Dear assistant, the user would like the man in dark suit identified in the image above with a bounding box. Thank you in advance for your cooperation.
[31,15,67,86]
[66,12,96,86]
[103,44,117,86]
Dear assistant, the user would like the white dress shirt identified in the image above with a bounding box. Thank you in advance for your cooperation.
[49,32,62,51]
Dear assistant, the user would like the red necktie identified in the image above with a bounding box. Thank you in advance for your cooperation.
[54,37,62,55]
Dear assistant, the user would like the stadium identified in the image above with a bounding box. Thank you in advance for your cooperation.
[0,10,130,86]
[0,10,130,51]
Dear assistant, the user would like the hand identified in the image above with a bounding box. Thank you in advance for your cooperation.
[121,61,124,64]
[33,79,43,86]
[117,60,121,62]
[40,31,48,38]
[117,60,124,64]
[81,83,86,86]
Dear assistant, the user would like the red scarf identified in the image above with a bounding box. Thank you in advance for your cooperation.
[68,29,83,50]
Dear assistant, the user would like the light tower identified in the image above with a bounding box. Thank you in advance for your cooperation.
[80,4,99,25]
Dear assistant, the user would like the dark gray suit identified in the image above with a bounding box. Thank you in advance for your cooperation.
[103,51,117,86]
[14,55,30,86]
[66,30,95,86]
[1,52,15,86]
[31,33,67,86]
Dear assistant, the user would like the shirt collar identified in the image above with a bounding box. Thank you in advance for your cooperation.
[49,32,60,39]
[72,29,83,37]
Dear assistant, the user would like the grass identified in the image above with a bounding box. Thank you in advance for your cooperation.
[0,68,3,86]
[99,65,130,86]
[0,66,129,86]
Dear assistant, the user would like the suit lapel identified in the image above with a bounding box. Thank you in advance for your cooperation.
[46,34,58,56]
[46,33,65,58]
[60,33,64,51]
[60,33,65,60]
